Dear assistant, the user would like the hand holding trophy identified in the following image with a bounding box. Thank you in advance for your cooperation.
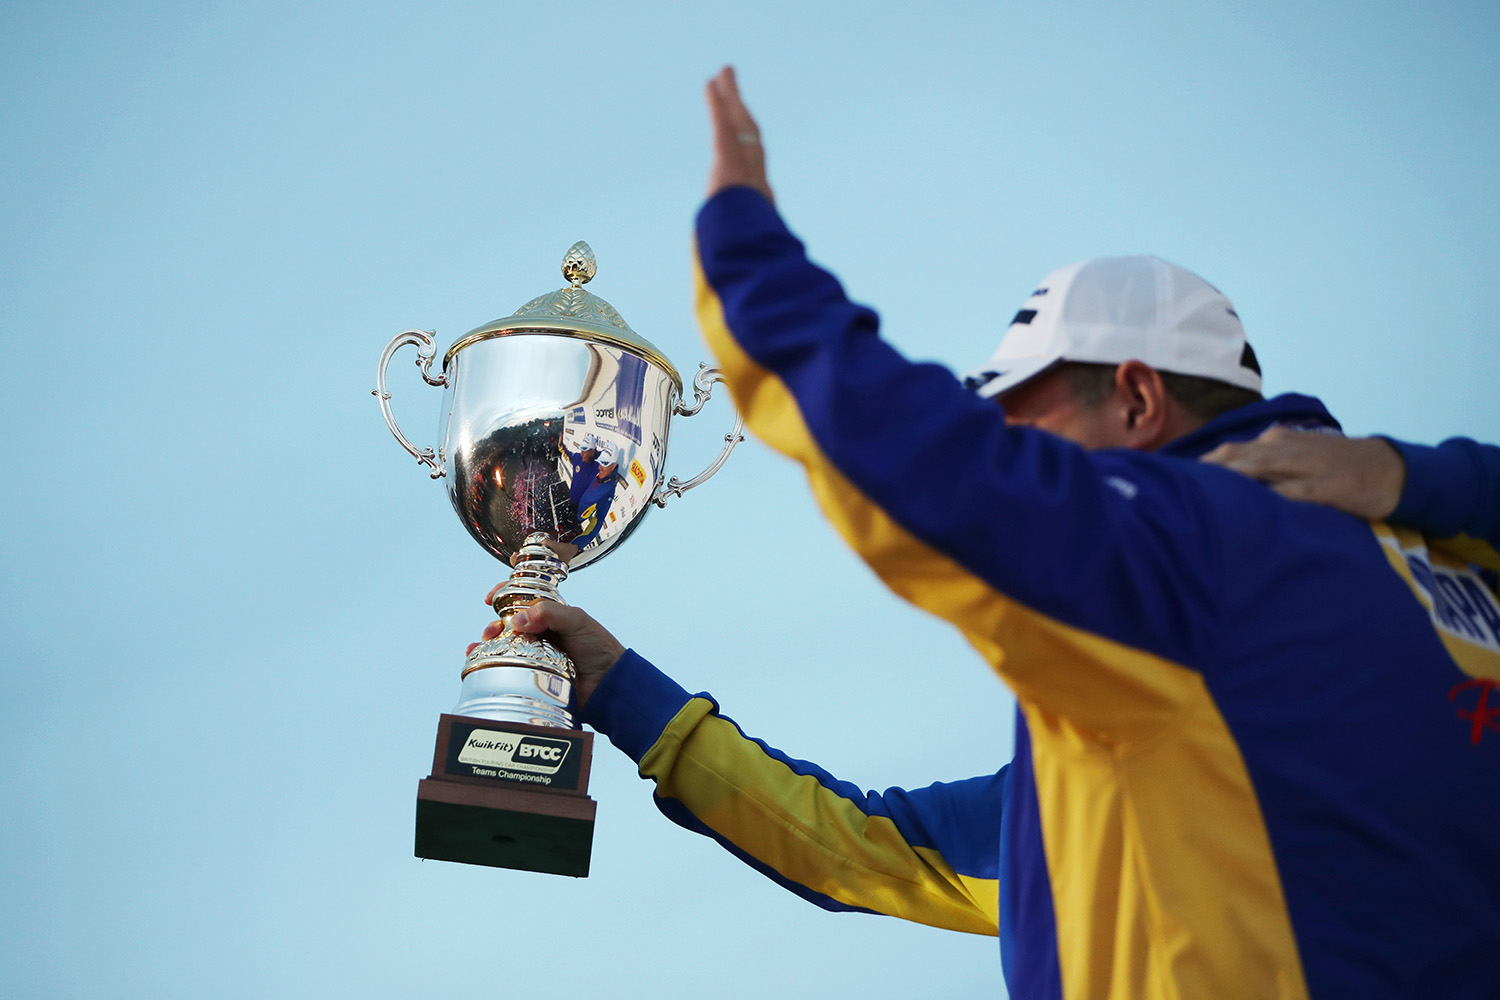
[375,241,742,876]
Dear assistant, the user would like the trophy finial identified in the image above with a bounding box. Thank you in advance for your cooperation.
[562,241,597,287]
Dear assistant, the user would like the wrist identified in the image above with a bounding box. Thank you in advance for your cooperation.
[1362,436,1406,520]
[578,649,698,761]
[574,643,625,711]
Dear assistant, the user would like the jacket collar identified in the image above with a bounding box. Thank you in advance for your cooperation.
[1160,393,1342,460]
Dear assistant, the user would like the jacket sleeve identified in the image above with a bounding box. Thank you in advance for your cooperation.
[693,187,1248,733]
[1387,436,1500,572]
[580,650,1002,934]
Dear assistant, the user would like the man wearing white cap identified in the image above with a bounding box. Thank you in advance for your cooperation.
[961,253,1264,438]
[562,433,602,511]
[569,438,621,550]
[494,69,1500,1000]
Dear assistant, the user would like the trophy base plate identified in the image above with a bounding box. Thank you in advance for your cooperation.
[415,779,595,876]
[415,713,597,877]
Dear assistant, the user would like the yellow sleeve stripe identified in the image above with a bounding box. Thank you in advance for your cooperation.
[641,698,998,934]
[1432,532,1500,573]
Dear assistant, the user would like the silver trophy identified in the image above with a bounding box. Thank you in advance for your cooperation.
[376,241,741,876]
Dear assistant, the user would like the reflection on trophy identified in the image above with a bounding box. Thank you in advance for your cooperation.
[375,241,741,876]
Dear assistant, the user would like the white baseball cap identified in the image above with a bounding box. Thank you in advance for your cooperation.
[963,255,1262,399]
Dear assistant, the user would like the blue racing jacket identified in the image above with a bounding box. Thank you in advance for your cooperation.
[582,650,1006,933]
[620,186,1500,1000]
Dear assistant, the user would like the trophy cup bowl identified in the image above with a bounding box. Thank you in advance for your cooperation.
[376,241,741,876]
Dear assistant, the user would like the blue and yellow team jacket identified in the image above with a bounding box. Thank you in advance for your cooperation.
[585,186,1500,999]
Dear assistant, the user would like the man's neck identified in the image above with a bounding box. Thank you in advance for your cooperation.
[1147,405,1209,451]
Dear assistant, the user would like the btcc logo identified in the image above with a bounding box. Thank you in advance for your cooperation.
[516,737,567,763]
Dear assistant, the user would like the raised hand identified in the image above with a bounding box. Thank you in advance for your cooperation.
[1201,426,1405,520]
[706,65,772,201]
[469,598,626,709]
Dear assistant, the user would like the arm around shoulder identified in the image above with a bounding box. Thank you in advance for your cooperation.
[1386,436,1500,556]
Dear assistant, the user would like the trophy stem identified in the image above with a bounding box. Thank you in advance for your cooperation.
[490,534,571,625]
[453,534,577,728]
[419,533,596,878]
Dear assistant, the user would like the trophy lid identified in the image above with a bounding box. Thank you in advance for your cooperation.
[443,241,682,391]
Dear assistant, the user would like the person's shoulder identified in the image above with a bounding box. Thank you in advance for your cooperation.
[1095,444,1364,545]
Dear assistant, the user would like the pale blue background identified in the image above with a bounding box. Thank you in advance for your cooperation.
[2,3,1496,998]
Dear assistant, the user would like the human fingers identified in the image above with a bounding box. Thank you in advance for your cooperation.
[1201,426,1316,482]
[1200,440,1286,481]
[1206,430,1404,519]
[509,599,626,706]
[705,65,771,200]
[464,620,505,658]
[510,600,598,640]
[1267,479,1320,504]
[513,601,624,665]
[707,67,752,136]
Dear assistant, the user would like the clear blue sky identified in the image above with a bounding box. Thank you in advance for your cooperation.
[2,3,1496,998]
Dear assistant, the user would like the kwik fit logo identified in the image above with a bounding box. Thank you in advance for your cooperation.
[458,730,571,774]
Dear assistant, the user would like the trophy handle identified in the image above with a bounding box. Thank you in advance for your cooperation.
[652,364,745,508]
[374,329,449,479]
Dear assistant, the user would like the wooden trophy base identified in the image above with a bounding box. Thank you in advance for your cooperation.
[415,713,596,877]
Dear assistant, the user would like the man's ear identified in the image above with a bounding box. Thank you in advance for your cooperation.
[1113,360,1172,448]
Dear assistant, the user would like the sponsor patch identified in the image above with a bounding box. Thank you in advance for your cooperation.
[1375,524,1500,682]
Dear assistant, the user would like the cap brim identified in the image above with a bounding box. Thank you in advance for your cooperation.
[962,355,1062,400]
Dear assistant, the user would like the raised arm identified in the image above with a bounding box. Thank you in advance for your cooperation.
[494,600,1002,932]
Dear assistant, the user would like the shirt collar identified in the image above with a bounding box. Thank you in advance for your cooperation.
[1160,393,1342,460]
